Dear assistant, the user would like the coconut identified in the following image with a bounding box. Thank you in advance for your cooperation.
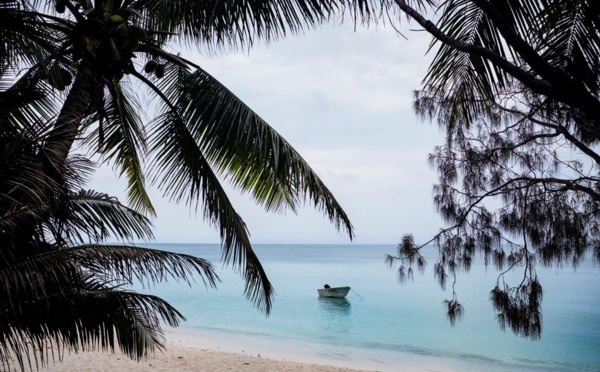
[131,26,147,41]
[144,60,158,73]
[114,23,129,37]
[109,14,125,24]
[55,1,66,13]
[155,64,166,79]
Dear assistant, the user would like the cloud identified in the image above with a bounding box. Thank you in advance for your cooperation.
[91,20,446,245]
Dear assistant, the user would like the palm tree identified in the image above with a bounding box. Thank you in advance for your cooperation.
[1,0,381,369]
[1,72,221,371]
[0,0,385,317]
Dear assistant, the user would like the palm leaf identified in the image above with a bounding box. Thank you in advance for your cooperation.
[0,87,61,238]
[420,0,551,128]
[83,80,155,216]
[0,244,218,313]
[136,0,381,48]
[424,0,600,100]
[426,0,509,100]
[536,0,600,92]
[0,274,187,371]
[160,64,354,236]
[148,109,274,313]
[66,189,154,243]
[0,2,69,73]
[0,69,60,137]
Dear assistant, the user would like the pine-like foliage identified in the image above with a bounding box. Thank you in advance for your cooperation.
[387,0,600,340]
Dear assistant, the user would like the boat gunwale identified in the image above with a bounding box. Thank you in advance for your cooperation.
[317,286,351,298]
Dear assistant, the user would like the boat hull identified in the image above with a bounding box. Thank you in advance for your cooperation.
[318,286,351,298]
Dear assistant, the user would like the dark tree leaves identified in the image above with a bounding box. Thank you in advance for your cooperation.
[388,0,600,340]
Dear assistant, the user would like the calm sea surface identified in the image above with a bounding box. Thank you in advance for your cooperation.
[137,243,599,371]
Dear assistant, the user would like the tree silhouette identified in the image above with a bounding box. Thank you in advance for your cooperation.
[387,0,600,340]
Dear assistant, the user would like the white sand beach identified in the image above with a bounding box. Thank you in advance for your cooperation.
[42,344,372,372]
[39,328,428,372]
[34,325,515,372]
[39,331,374,372]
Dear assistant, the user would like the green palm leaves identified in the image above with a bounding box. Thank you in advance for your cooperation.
[28,0,362,315]
[146,65,353,310]
[153,65,352,227]
[0,79,219,370]
[2,0,375,369]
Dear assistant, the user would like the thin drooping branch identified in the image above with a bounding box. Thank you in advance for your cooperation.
[390,0,600,340]
[495,104,600,166]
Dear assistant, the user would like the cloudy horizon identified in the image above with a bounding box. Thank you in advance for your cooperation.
[91,20,446,245]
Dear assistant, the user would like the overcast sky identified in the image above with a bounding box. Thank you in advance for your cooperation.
[92,20,446,245]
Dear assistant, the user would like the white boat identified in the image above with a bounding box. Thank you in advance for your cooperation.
[317,286,351,298]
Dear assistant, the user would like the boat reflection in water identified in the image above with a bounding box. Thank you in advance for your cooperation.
[318,297,351,315]
[318,297,352,334]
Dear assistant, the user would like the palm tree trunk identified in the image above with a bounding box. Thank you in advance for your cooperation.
[41,60,102,174]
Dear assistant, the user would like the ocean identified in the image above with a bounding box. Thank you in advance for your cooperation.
[137,243,600,371]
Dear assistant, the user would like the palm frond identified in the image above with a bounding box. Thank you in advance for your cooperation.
[66,189,154,243]
[426,0,508,100]
[0,274,187,371]
[137,0,382,49]
[61,154,97,191]
[0,2,67,71]
[147,109,274,312]
[0,69,60,137]
[160,64,354,237]
[536,0,600,92]
[421,0,552,128]
[0,244,218,312]
[84,79,155,216]
[424,0,600,99]
[0,91,60,238]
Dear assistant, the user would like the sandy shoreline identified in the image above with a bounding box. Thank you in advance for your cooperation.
[16,327,525,372]
[40,328,387,372]
[42,344,374,372]
[25,326,506,372]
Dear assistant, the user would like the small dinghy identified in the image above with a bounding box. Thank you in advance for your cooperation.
[318,284,351,298]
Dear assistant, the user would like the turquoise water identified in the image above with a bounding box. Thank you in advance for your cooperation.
[139,243,600,371]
